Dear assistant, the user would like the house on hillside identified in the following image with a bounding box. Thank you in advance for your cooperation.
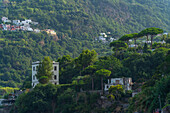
[2,24,7,30]
[22,19,32,24]
[34,28,40,33]
[109,37,116,42]
[32,61,59,87]
[129,44,138,48]
[20,26,27,31]
[6,24,11,30]
[31,21,39,25]
[99,36,106,41]
[27,27,33,31]
[13,20,20,25]
[0,24,3,29]
[143,40,151,43]
[105,78,132,91]
[21,19,32,27]
[43,29,57,35]
[2,17,11,23]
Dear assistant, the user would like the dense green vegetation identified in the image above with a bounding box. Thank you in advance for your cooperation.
[128,76,170,113]
[0,31,112,87]
[12,84,102,113]
[0,87,18,98]
[0,0,169,112]
[12,47,169,113]
[0,0,170,38]
[0,0,169,87]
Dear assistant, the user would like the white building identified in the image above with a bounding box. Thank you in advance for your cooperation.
[105,77,132,91]
[20,26,27,31]
[13,20,20,25]
[34,28,41,33]
[31,21,39,25]
[100,33,106,36]
[2,17,11,23]
[109,37,116,42]
[21,19,32,26]
[27,27,33,31]
[99,36,106,41]
[129,44,138,48]
[32,61,59,87]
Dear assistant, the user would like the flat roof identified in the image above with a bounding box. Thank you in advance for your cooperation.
[32,61,59,65]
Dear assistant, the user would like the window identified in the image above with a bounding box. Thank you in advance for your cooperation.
[107,86,109,88]
[55,82,57,85]
[33,76,35,80]
[33,67,35,71]
[54,66,57,71]
[54,75,57,80]
[116,80,120,84]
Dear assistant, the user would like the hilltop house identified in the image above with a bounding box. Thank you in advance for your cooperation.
[105,78,132,91]
[32,61,59,87]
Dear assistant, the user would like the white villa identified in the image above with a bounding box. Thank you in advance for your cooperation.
[32,61,59,87]
[105,77,132,91]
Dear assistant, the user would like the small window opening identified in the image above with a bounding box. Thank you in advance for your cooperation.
[54,75,57,80]
[54,66,57,71]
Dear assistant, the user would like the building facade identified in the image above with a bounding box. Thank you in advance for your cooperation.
[32,61,59,87]
[104,77,132,91]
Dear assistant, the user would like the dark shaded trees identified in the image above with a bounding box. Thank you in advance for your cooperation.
[75,49,98,77]
[110,40,128,56]
[83,65,98,90]
[95,69,111,94]
[128,76,170,113]
[14,84,58,113]
[119,34,133,46]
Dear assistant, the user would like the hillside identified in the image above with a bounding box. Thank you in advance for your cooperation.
[0,0,170,87]
[0,0,170,38]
